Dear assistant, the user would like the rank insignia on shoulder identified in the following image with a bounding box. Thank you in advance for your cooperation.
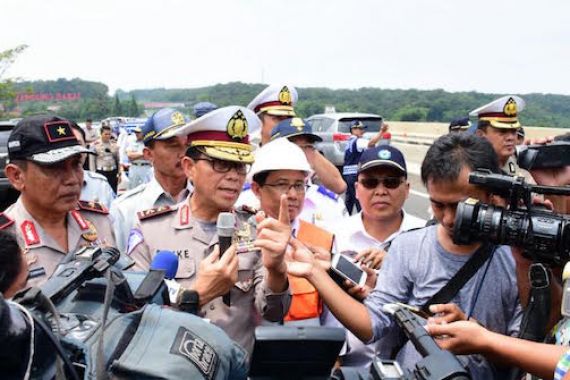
[317,185,338,200]
[137,205,173,221]
[0,212,14,230]
[77,200,109,214]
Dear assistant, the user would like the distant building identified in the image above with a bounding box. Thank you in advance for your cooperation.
[324,105,336,113]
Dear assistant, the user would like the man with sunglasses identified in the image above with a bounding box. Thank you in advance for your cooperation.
[127,106,291,356]
[332,145,426,367]
[110,108,193,253]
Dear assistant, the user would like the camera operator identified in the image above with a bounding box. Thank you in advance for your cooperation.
[285,133,523,379]
[425,320,568,380]
[0,115,117,289]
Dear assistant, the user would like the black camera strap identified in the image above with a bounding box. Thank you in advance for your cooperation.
[420,242,495,314]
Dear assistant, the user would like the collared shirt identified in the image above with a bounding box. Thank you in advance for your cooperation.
[2,198,116,288]
[126,139,148,165]
[330,210,426,368]
[110,176,193,253]
[83,126,99,145]
[94,140,119,170]
[81,170,116,209]
[127,199,291,356]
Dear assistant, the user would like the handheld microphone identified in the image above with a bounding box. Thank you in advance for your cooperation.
[150,250,179,280]
[217,212,235,306]
[150,251,180,304]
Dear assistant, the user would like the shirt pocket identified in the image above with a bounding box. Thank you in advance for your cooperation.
[175,257,196,279]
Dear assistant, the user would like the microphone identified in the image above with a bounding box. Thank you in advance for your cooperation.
[150,251,180,303]
[150,250,179,280]
[217,212,235,306]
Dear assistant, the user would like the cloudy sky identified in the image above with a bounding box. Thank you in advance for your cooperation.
[3,0,569,95]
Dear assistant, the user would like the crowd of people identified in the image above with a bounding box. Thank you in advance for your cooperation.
[1,84,570,379]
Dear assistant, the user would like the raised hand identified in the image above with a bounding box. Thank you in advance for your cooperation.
[254,194,291,274]
[193,244,238,306]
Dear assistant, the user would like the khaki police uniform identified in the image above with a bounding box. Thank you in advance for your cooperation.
[0,198,116,288]
[127,202,290,356]
[81,169,116,209]
[110,176,193,253]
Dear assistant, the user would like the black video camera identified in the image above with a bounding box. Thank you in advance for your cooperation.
[516,141,570,170]
[453,170,570,266]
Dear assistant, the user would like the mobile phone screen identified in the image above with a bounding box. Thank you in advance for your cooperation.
[336,255,364,284]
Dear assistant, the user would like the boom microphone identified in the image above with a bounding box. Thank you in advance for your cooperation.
[217,212,235,306]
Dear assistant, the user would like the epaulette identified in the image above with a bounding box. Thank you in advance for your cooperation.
[0,212,14,230]
[77,200,109,214]
[137,205,174,221]
[317,185,338,200]
[236,204,258,215]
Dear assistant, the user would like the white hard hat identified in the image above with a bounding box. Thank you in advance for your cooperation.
[250,138,312,180]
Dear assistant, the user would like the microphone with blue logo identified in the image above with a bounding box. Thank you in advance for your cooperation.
[150,250,180,303]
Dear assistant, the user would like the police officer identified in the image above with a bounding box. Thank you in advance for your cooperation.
[0,115,116,288]
[110,108,193,253]
[470,95,530,177]
[248,85,346,194]
[127,106,291,356]
[94,124,120,192]
[70,123,116,209]
[82,118,99,171]
[343,121,384,214]
[237,117,348,227]
[248,84,297,146]
[126,126,152,189]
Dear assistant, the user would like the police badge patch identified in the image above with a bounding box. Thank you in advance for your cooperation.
[170,327,219,380]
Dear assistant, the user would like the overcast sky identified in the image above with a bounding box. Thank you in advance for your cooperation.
[3,0,570,95]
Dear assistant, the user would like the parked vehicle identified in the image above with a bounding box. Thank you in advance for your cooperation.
[307,112,383,168]
[0,120,20,211]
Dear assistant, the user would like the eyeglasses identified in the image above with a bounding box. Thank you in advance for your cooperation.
[194,158,250,175]
[263,182,308,194]
[359,176,404,190]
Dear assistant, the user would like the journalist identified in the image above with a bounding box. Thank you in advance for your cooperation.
[0,230,27,298]
[286,133,522,379]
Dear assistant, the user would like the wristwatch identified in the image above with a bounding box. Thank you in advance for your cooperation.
[177,289,200,315]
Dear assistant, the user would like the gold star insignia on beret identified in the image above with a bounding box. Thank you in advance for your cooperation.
[57,126,66,135]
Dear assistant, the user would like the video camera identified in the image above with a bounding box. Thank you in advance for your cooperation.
[453,170,570,265]
[516,141,570,171]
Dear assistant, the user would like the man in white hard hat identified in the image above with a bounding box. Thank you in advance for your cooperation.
[250,138,335,326]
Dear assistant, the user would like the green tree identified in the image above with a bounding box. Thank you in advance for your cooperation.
[127,95,140,117]
[0,44,28,117]
[112,94,123,115]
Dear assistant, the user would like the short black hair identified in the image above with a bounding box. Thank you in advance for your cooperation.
[421,133,499,186]
[185,146,203,159]
[100,125,111,133]
[86,118,93,123]
[0,230,23,294]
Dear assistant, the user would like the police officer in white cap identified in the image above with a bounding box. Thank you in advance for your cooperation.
[127,106,291,356]
[110,108,192,253]
[247,84,298,145]
[470,95,529,176]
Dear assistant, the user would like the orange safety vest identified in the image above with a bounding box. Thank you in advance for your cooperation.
[284,220,334,322]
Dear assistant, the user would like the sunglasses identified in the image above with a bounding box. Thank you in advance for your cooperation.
[359,176,404,190]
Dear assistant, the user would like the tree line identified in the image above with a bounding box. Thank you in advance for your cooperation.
[3,76,570,128]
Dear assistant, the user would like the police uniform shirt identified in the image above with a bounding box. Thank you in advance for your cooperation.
[330,210,426,368]
[83,126,99,146]
[1,198,116,289]
[94,140,119,171]
[81,170,116,209]
[503,155,536,184]
[127,201,290,356]
[126,139,148,165]
[110,176,193,253]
